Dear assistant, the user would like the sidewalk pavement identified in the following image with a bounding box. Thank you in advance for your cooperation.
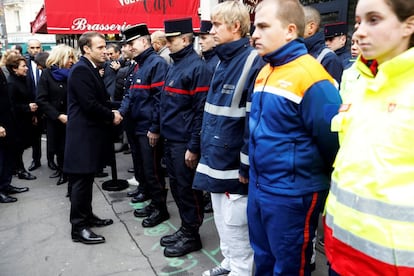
[0,140,328,276]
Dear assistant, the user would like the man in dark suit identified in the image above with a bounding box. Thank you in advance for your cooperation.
[25,39,44,172]
[64,31,123,244]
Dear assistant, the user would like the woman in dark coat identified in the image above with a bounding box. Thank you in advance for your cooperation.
[37,44,77,185]
[0,64,29,203]
[6,54,37,180]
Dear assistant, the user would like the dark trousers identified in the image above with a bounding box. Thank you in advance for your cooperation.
[132,134,166,207]
[0,147,14,192]
[14,147,26,172]
[46,120,66,168]
[31,123,42,163]
[69,173,95,231]
[125,119,146,194]
[247,187,328,276]
[164,140,203,231]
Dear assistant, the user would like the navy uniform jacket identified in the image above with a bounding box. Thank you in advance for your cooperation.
[64,56,114,174]
[202,49,219,73]
[119,47,168,135]
[193,38,265,194]
[160,44,213,154]
[304,32,343,84]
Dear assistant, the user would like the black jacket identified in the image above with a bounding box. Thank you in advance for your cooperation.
[0,69,17,147]
[36,68,67,120]
[7,72,36,149]
[64,56,114,174]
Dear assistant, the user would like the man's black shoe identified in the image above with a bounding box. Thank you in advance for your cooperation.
[163,234,202,257]
[57,174,68,185]
[160,228,186,247]
[126,187,140,197]
[133,204,155,218]
[49,170,61,178]
[28,161,41,171]
[6,185,29,194]
[95,171,109,178]
[142,209,170,227]
[0,192,17,203]
[48,160,58,170]
[71,228,105,244]
[88,215,114,227]
[131,193,148,203]
[17,171,36,180]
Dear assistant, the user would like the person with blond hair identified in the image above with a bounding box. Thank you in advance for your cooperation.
[192,1,265,276]
[37,44,77,187]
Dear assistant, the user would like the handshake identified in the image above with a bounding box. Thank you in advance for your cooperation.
[112,110,123,125]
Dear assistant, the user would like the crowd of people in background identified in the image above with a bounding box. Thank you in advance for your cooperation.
[1,0,414,275]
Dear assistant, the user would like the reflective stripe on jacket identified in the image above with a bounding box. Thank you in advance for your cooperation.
[325,47,414,275]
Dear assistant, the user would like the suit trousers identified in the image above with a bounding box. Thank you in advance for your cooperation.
[69,173,95,231]
[164,140,203,231]
[0,147,14,192]
[31,122,42,163]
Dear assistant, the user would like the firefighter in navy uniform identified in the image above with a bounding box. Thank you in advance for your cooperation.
[159,18,213,257]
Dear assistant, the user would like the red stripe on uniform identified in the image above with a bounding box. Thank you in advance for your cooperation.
[324,222,414,276]
[131,84,151,89]
[164,86,209,95]
[130,81,165,90]
[300,192,318,276]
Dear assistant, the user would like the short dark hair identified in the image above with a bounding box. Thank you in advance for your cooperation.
[106,43,120,53]
[34,52,50,69]
[78,31,105,55]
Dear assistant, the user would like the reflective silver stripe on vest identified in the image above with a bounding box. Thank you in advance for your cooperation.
[196,163,239,180]
[246,101,251,113]
[331,180,414,222]
[240,152,249,166]
[326,212,414,267]
[255,85,302,104]
[204,50,257,118]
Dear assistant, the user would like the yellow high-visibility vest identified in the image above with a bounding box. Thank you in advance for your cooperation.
[326,47,414,274]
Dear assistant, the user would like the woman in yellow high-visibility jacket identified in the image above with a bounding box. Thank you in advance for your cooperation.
[324,0,414,275]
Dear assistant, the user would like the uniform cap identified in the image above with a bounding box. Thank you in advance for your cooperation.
[122,24,150,42]
[194,20,212,36]
[324,22,348,39]
[164,18,193,37]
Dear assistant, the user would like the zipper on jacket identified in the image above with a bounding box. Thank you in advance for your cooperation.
[252,66,275,187]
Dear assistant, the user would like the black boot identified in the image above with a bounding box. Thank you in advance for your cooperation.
[142,206,169,227]
[163,228,202,257]
[126,186,140,197]
[133,203,155,218]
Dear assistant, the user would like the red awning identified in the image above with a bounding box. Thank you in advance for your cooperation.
[31,0,200,34]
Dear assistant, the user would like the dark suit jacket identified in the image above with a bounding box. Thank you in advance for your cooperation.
[0,69,17,147]
[63,56,114,174]
[25,55,37,97]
